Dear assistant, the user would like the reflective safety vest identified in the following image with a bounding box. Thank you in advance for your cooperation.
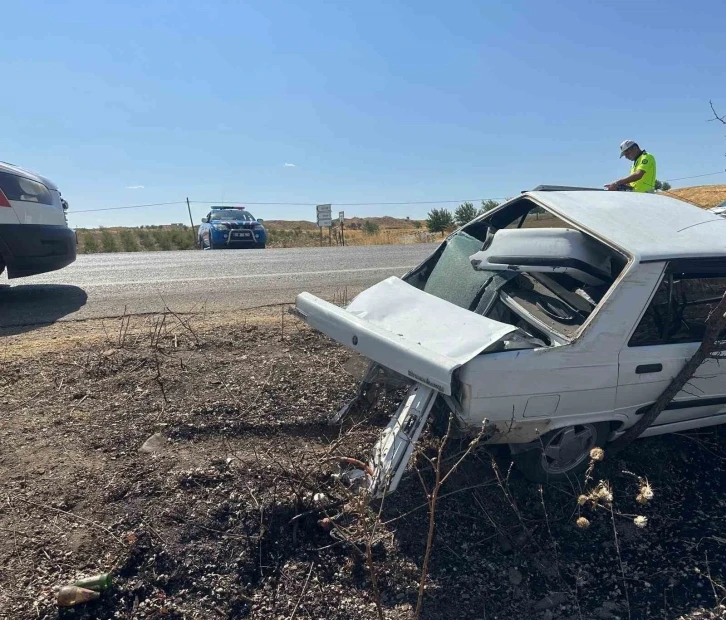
[630,150,657,193]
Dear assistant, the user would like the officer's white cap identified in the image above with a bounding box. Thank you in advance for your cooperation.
[619,139,637,157]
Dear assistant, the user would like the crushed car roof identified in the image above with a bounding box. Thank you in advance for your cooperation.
[525,191,726,261]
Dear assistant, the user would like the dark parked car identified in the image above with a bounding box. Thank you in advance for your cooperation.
[198,206,267,250]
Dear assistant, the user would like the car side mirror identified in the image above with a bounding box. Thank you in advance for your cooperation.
[201,217,208,223]
[257,218,264,223]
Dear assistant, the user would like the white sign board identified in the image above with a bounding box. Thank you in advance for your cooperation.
[316,204,332,227]
[339,211,344,224]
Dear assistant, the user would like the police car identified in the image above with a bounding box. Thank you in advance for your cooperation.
[198,206,267,250]
[0,162,76,279]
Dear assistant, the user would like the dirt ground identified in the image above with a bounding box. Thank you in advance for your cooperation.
[1,310,725,620]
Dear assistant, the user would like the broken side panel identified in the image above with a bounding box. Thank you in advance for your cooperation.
[370,383,437,498]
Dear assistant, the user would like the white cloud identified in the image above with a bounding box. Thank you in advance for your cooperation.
[125,185,145,189]
[283,163,296,167]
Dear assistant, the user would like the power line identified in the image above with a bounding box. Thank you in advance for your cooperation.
[72,198,508,214]
[189,200,316,206]
[72,201,186,213]
[67,170,726,215]
[190,199,509,206]
[664,170,726,183]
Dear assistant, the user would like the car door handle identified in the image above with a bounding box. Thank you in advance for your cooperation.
[636,363,663,374]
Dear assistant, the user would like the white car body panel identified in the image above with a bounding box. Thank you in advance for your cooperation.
[295,190,726,490]
[0,161,75,278]
[296,276,518,395]
[524,191,726,261]
[470,227,613,285]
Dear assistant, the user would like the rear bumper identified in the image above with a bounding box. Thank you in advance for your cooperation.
[0,224,77,278]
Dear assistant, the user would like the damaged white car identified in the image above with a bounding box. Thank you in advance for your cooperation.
[294,188,726,495]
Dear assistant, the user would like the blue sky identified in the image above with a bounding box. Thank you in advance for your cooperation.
[2,0,725,228]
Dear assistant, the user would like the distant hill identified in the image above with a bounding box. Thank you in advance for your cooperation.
[667,184,726,208]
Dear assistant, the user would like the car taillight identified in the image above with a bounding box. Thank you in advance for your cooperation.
[0,189,11,207]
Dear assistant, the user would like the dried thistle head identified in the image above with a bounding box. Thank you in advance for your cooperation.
[576,516,591,529]
[636,493,648,505]
[590,447,605,462]
[577,494,588,506]
[640,481,654,501]
[633,515,648,529]
[594,481,613,504]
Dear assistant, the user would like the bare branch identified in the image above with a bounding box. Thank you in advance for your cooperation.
[709,100,726,125]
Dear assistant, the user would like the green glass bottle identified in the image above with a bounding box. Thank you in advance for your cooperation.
[73,573,112,591]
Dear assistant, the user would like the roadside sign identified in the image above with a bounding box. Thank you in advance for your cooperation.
[316,203,332,227]
[339,211,344,224]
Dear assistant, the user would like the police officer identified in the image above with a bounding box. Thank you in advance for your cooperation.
[606,140,657,192]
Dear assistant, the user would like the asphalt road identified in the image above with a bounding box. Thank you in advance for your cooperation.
[0,244,438,328]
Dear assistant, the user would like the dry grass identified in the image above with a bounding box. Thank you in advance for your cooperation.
[666,184,726,208]
[341,228,440,246]
[265,216,426,231]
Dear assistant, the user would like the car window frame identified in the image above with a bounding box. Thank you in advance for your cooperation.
[628,258,726,347]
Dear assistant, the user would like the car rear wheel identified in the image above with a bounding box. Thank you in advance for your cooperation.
[512,422,609,483]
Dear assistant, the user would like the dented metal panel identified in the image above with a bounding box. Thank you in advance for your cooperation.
[525,191,726,261]
[370,383,437,497]
[295,277,517,395]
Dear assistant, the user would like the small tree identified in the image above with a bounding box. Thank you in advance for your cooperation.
[82,232,99,254]
[454,201,478,226]
[152,229,172,251]
[362,220,380,235]
[412,221,422,229]
[100,229,118,253]
[654,180,672,192]
[479,199,500,215]
[170,227,194,250]
[426,208,454,236]
[136,228,155,251]
[118,229,139,252]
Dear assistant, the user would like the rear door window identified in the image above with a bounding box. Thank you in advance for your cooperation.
[0,171,53,205]
[630,262,726,346]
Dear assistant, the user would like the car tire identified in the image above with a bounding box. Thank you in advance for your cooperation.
[256,243,266,250]
[208,235,215,250]
[512,422,609,483]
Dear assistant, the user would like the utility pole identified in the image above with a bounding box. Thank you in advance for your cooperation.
[186,198,197,248]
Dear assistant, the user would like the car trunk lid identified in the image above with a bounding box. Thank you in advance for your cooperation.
[295,276,518,396]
